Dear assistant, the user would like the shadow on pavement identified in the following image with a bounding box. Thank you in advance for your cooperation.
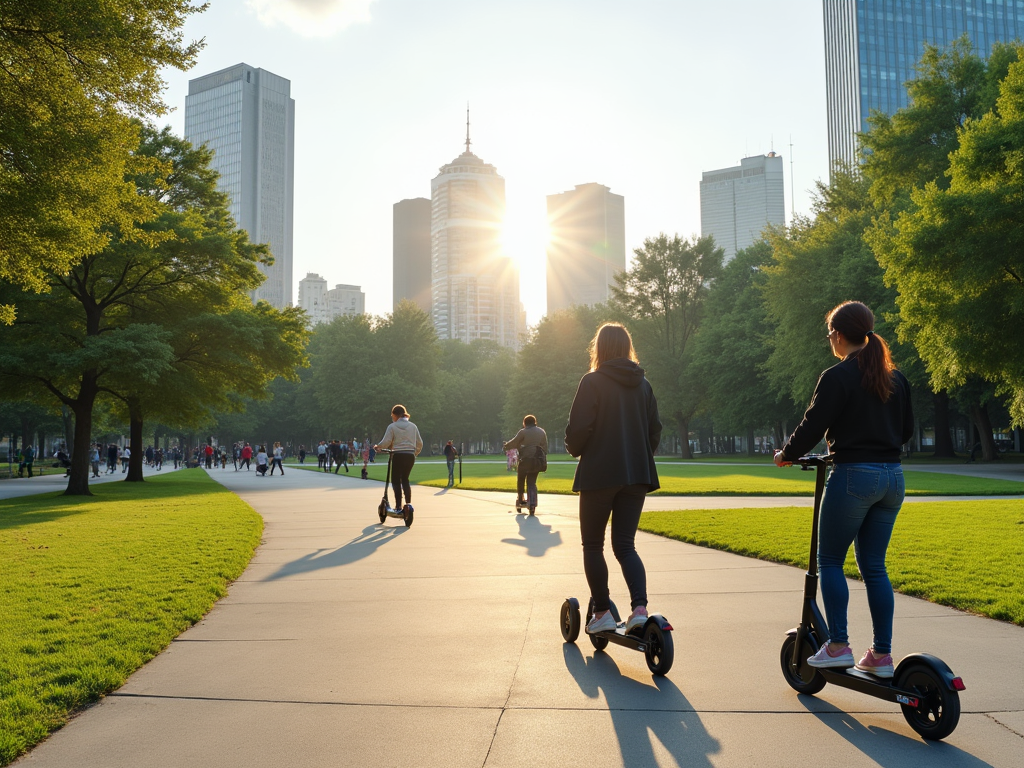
[797,695,994,767]
[563,643,720,767]
[261,524,407,581]
[501,512,562,557]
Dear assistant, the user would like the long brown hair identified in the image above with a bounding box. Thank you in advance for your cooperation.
[589,323,638,371]
[827,301,896,402]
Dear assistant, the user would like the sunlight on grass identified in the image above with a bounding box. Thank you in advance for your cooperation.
[640,500,1024,624]
[0,471,262,766]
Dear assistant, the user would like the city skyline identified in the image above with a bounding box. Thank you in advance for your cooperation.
[158,1,832,324]
[700,153,786,262]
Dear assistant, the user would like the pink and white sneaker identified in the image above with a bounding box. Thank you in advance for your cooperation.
[807,643,854,669]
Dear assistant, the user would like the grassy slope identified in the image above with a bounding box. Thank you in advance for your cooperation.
[0,471,262,766]
[640,500,1024,625]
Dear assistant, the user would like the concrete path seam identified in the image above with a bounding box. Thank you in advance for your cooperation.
[481,597,535,768]
[983,713,1024,740]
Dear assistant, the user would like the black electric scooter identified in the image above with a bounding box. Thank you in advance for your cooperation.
[781,454,964,740]
[560,597,674,675]
[376,449,413,528]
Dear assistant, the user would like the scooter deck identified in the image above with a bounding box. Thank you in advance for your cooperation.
[819,667,922,705]
[589,625,647,651]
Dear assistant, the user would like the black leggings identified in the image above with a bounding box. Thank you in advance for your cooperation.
[391,452,415,508]
[579,484,648,613]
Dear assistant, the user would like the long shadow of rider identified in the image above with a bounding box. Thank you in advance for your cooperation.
[501,512,562,558]
[796,696,994,767]
[563,643,720,767]
[261,524,407,581]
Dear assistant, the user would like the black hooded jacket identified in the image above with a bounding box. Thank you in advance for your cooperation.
[565,358,662,492]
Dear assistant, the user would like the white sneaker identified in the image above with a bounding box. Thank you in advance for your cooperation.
[586,611,616,634]
[626,610,648,633]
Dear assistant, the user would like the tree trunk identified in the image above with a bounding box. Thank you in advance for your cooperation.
[746,427,756,457]
[61,406,74,457]
[126,404,145,482]
[931,391,957,458]
[969,403,998,461]
[64,377,98,496]
[677,414,692,459]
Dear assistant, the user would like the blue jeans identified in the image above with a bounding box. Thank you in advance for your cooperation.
[818,462,904,654]
[447,458,455,485]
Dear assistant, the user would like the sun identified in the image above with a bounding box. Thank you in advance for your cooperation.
[500,205,550,271]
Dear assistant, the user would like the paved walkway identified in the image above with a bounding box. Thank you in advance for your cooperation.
[14,467,1024,767]
[0,463,176,499]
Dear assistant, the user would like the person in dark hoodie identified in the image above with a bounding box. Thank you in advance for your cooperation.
[565,322,662,635]
[774,301,913,679]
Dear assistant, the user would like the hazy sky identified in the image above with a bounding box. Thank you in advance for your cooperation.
[159,0,829,323]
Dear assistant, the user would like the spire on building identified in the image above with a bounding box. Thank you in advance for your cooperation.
[465,103,471,154]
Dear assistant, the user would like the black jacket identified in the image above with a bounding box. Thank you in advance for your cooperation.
[565,358,662,492]
[780,352,913,464]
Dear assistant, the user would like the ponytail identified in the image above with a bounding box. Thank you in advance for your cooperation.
[826,301,896,402]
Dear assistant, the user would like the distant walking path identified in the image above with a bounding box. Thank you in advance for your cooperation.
[0,463,177,500]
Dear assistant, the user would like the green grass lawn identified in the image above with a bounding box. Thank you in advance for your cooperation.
[640,500,1024,625]
[0,472,262,767]
[315,455,1024,496]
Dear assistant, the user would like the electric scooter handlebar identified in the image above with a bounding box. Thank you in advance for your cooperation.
[796,454,833,470]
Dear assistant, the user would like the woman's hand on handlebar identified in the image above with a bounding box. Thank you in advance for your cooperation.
[773,450,792,467]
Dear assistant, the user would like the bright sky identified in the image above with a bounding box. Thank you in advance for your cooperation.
[160,0,829,324]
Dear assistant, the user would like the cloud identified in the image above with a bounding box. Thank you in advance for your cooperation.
[249,0,376,37]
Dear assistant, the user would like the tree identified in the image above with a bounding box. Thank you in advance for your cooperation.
[691,241,800,453]
[0,124,274,494]
[609,234,723,459]
[0,0,205,323]
[868,49,1024,433]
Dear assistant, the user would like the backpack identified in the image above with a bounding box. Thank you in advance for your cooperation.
[518,444,547,473]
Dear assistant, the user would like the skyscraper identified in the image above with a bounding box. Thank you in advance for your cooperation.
[326,284,365,319]
[430,122,523,349]
[824,0,1024,170]
[185,63,295,309]
[700,154,785,262]
[546,183,625,316]
[393,198,432,314]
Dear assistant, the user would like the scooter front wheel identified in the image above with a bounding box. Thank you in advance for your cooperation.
[779,634,826,695]
[896,663,960,740]
[560,599,580,643]
[377,503,387,524]
[403,506,414,527]
[643,622,673,676]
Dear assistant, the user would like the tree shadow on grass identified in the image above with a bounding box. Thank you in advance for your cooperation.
[261,524,407,581]
[797,695,993,767]
[563,643,720,767]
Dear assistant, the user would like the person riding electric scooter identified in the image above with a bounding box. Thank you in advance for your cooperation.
[373,404,422,515]
[503,415,547,514]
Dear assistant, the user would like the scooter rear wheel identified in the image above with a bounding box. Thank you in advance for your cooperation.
[560,599,580,643]
[896,663,960,740]
[643,621,673,676]
[779,634,827,695]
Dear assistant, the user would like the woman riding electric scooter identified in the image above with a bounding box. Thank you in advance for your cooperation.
[374,404,423,513]
[565,322,662,636]
[775,301,913,677]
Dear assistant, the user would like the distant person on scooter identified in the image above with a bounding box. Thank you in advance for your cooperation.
[774,301,913,678]
[565,322,662,636]
[374,404,423,511]
[503,415,548,514]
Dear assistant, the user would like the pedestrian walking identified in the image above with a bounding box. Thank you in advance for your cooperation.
[774,301,913,678]
[90,443,101,478]
[317,440,327,469]
[121,446,131,474]
[240,442,252,471]
[565,322,662,635]
[270,442,285,475]
[107,443,118,474]
[21,444,35,478]
[444,440,459,487]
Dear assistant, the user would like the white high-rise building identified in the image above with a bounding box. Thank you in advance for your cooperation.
[700,153,785,262]
[297,273,329,326]
[185,63,295,309]
[327,284,365,319]
[430,122,523,349]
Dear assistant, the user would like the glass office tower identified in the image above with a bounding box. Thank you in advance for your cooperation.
[185,64,295,309]
[824,0,1024,170]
